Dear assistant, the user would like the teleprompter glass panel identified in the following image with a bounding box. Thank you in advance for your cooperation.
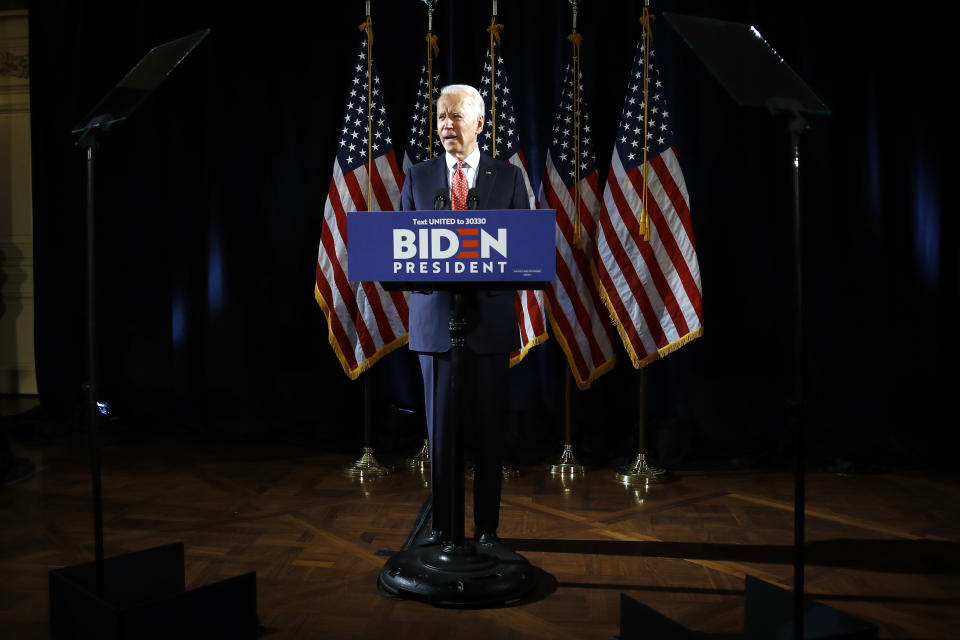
[73,29,210,134]
[663,12,830,115]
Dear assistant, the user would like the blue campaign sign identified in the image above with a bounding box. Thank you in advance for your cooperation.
[347,209,556,283]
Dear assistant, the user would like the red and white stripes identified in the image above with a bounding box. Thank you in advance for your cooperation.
[539,153,616,388]
[597,147,703,367]
[315,154,410,379]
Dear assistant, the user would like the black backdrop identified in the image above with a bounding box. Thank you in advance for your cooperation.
[27,1,956,467]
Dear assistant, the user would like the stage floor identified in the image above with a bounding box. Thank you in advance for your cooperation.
[1,433,958,639]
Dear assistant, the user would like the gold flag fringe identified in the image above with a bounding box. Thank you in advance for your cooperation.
[544,298,616,390]
[589,260,703,369]
[315,282,410,380]
[508,327,549,369]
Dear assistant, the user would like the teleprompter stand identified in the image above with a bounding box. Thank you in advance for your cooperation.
[353,198,554,606]
[54,29,258,640]
[612,13,877,639]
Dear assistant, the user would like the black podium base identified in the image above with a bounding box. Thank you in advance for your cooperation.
[617,575,878,639]
[49,542,257,640]
[377,539,536,607]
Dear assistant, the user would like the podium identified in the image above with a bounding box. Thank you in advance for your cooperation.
[348,207,555,606]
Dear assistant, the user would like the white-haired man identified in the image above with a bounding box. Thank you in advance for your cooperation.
[400,84,529,547]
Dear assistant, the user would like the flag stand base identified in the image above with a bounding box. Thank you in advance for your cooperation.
[344,447,392,478]
[549,443,585,475]
[615,452,667,485]
[406,438,430,471]
[468,465,520,480]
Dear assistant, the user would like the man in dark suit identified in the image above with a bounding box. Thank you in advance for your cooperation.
[399,84,529,546]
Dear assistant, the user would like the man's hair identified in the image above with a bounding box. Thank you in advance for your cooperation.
[439,84,485,121]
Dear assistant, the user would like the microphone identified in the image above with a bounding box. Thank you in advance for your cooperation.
[434,188,449,210]
[466,187,479,210]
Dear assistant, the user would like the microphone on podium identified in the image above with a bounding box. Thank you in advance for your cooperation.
[434,188,449,210]
[466,187,479,210]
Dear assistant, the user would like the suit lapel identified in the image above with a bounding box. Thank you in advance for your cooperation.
[430,155,448,192]
[475,154,499,209]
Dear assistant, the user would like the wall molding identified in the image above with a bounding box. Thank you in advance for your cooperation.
[0,50,28,79]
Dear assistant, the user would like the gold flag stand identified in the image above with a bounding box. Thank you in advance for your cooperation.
[487,0,517,481]
[344,375,391,478]
[550,371,585,475]
[405,0,438,476]
[615,369,667,485]
[467,464,520,481]
[345,3,390,479]
[550,2,587,478]
[615,4,664,486]
[406,438,430,472]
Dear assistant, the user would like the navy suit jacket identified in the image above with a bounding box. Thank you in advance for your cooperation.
[399,153,530,354]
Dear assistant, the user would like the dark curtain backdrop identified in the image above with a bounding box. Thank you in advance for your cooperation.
[28,1,956,466]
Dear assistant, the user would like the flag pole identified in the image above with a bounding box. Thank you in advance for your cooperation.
[638,5,653,241]
[615,1,666,486]
[359,3,374,211]
[550,0,587,478]
[480,0,518,481]
[345,0,390,480]
[426,1,438,160]
[407,0,439,472]
[570,1,582,247]
[487,1,501,158]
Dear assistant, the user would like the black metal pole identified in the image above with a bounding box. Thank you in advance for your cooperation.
[84,142,105,598]
[448,292,466,544]
[789,122,805,640]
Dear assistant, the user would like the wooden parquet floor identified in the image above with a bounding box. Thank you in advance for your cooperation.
[2,436,959,639]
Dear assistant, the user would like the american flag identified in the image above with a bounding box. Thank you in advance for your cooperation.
[478,35,548,365]
[315,37,409,379]
[597,38,704,367]
[538,62,616,389]
[402,62,442,171]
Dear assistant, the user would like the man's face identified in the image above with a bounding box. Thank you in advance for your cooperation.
[437,93,483,160]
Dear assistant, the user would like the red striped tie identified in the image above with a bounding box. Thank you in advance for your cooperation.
[451,160,467,210]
